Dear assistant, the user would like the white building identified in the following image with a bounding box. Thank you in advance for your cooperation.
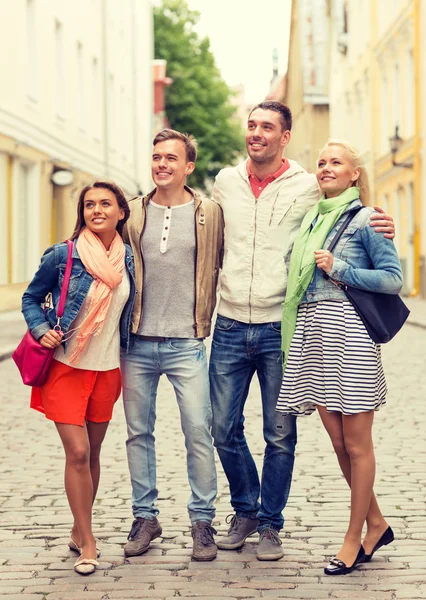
[0,0,153,311]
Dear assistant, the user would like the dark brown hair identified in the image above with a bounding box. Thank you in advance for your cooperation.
[249,101,292,131]
[153,128,198,162]
[70,181,130,240]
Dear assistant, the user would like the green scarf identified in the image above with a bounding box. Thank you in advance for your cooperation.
[281,186,360,368]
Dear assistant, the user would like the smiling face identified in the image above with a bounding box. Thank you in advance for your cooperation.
[83,187,125,237]
[246,108,290,165]
[316,145,360,198]
[151,139,195,190]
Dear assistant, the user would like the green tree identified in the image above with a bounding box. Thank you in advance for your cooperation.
[154,0,244,188]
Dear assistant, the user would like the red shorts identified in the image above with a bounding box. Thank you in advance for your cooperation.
[31,359,121,426]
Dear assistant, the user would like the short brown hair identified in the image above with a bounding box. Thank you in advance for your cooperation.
[153,129,198,162]
[249,101,292,131]
[71,181,130,240]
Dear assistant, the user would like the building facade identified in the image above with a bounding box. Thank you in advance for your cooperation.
[328,0,420,296]
[0,0,153,311]
[269,0,330,174]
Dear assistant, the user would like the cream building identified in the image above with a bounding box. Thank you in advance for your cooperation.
[328,0,419,296]
[0,0,153,311]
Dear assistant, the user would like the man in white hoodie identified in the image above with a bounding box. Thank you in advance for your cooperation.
[210,101,394,561]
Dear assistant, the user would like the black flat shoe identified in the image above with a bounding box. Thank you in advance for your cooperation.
[363,526,394,562]
[324,546,365,576]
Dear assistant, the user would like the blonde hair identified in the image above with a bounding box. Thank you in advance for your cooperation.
[319,139,371,206]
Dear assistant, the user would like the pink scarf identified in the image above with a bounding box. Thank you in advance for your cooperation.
[67,227,125,364]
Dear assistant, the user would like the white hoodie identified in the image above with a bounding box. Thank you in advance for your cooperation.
[213,158,320,323]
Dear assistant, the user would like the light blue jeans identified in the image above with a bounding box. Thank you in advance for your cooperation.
[121,337,217,524]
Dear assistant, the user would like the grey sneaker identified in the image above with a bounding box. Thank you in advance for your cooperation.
[191,521,217,561]
[124,517,162,557]
[256,527,284,561]
[216,514,259,550]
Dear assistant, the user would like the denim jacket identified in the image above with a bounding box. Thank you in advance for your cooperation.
[22,240,136,352]
[301,199,403,304]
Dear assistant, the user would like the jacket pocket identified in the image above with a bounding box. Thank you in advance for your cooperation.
[58,268,84,293]
[269,198,297,227]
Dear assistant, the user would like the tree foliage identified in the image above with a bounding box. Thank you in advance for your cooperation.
[154,0,244,188]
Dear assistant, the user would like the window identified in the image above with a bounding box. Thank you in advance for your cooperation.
[12,161,40,283]
[55,20,64,118]
[26,0,38,100]
[393,188,401,256]
[108,73,116,153]
[76,42,85,130]
[382,193,389,217]
[381,75,389,154]
[405,49,414,138]
[91,57,101,140]
[392,63,400,132]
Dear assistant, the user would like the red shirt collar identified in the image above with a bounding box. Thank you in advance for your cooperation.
[246,158,290,199]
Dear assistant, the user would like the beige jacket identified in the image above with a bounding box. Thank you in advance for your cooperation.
[213,159,320,323]
[123,186,224,338]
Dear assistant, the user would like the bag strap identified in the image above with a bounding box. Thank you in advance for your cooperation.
[56,240,74,321]
[322,207,363,288]
[327,207,363,253]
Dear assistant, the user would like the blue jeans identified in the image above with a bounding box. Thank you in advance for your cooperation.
[209,316,297,532]
[121,337,217,524]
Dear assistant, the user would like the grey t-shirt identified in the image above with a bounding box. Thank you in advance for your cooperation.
[137,199,196,338]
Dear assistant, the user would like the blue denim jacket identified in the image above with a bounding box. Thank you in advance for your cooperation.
[301,199,403,304]
[22,240,136,352]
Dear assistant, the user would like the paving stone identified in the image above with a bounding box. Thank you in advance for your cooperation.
[1,326,426,596]
[0,587,24,595]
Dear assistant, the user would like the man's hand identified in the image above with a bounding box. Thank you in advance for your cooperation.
[39,329,63,349]
[370,206,395,239]
[314,250,334,274]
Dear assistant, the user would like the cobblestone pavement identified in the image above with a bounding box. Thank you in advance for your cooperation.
[0,324,425,600]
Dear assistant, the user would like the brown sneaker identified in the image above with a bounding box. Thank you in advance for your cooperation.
[124,517,162,557]
[256,527,284,561]
[191,521,217,561]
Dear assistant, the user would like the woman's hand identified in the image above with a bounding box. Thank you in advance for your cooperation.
[39,329,63,348]
[314,250,334,274]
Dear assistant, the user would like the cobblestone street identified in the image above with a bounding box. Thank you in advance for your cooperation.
[0,322,425,600]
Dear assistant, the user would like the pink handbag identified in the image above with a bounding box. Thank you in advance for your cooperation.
[13,240,74,387]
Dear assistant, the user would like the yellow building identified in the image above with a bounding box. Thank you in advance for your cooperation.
[268,0,330,174]
[328,0,419,296]
[373,1,418,296]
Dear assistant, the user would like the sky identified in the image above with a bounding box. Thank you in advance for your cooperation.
[183,0,292,104]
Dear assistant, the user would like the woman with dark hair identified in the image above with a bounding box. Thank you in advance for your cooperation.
[22,181,135,575]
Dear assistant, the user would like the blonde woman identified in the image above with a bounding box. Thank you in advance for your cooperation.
[277,141,401,575]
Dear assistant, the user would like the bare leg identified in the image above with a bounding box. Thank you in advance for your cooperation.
[56,423,97,560]
[317,408,388,559]
[70,420,110,548]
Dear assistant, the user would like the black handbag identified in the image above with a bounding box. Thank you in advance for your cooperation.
[322,208,410,344]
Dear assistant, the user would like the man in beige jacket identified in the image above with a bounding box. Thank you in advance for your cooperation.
[210,101,395,561]
[121,129,223,562]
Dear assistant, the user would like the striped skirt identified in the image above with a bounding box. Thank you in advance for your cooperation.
[276,300,387,416]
